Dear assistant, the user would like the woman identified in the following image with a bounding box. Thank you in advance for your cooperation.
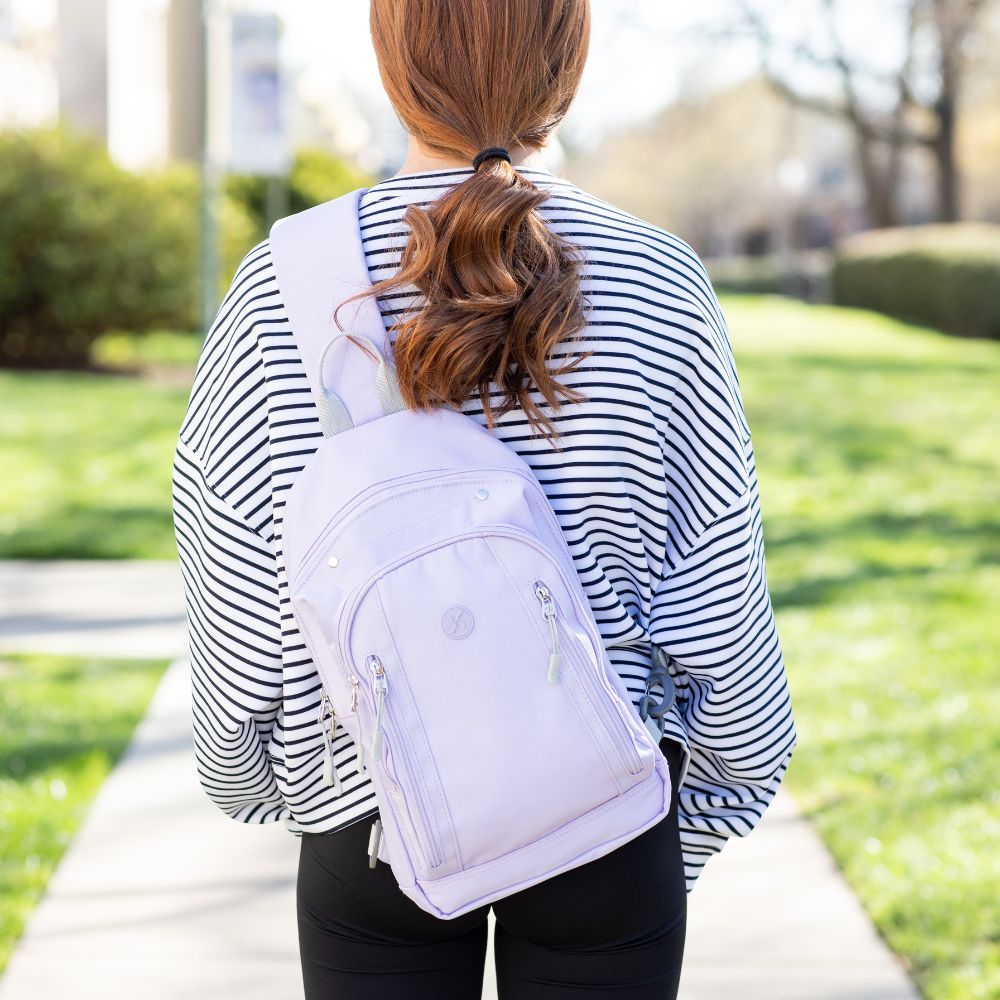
[171,1,797,997]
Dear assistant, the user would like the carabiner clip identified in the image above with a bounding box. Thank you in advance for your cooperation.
[638,644,676,739]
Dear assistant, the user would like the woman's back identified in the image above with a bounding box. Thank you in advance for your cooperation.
[173,4,797,994]
[172,162,795,893]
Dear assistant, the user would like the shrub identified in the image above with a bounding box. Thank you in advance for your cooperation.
[0,124,256,368]
[144,162,259,326]
[706,250,832,302]
[226,146,372,239]
[831,223,1000,340]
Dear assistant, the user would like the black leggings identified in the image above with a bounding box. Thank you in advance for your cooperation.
[296,736,686,999]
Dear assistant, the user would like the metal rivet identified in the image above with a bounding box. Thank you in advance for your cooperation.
[476,488,489,501]
[327,555,340,568]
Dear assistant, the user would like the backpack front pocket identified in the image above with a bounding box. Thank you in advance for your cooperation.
[339,526,655,877]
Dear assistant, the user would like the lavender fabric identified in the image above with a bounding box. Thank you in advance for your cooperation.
[270,190,672,919]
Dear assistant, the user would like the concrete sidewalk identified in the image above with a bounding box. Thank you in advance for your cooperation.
[0,560,189,658]
[0,560,920,999]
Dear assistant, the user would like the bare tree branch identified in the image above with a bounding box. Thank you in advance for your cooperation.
[730,0,994,222]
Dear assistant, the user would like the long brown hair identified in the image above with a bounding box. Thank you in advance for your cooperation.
[344,0,592,444]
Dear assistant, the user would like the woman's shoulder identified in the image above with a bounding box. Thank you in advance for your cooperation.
[549,178,736,392]
[178,238,286,468]
[546,178,720,330]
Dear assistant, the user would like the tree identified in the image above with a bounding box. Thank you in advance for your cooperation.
[733,0,993,225]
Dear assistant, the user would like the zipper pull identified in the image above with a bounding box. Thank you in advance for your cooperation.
[367,817,383,869]
[534,581,561,683]
[348,674,366,772]
[317,689,343,795]
[367,655,388,761]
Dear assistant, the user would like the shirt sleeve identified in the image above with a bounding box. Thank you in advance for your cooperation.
[170,242,288,824]
[652,471,797,892]
[172,437,287,823]
[648,276,798,892]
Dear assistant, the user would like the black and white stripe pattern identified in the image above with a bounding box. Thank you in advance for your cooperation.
[171,164,797,892]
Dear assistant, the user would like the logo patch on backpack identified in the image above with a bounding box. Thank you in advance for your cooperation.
[441,605,474,640]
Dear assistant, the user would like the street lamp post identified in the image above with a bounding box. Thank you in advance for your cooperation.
[199,0,222,341]
[198,3,289,338]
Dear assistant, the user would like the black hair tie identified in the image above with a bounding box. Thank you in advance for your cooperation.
[473,147,512,171]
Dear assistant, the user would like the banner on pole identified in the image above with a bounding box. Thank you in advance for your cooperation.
[226,12,289,175]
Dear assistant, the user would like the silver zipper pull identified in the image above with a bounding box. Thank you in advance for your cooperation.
[348,674,366,772]
[367,817,383,869]
[367,655,388,761]
[317,689,343,795]
[534,581,561,683]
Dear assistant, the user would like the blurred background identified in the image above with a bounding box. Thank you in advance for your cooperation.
[0,2,997,1000]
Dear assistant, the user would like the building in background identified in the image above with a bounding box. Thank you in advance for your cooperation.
[0,0,389,173]
[57,0,110,146]
[5,0,997,252]
[0,0,59,129]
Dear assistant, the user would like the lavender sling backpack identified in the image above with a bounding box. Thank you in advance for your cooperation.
[269,189,672,920]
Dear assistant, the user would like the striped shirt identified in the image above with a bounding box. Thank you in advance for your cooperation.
[171,163,798,893]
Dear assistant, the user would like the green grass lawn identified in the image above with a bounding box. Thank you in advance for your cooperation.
[89,328,203,372]
[0,653,171,974]
[724,296,1000,1000]
[0,331,199,559]
[0,307,997,997]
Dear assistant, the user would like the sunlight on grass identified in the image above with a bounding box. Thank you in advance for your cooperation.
[1,302,997,997]
[90,329,202,372]
[0,360,192,559]
[0,653,170,974]
[722,294,1000,1000]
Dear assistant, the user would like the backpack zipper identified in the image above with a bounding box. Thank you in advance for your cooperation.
[337,524,607,690]
[365,653,443,869]
[548,605,644,776]
[293,462,575,593]
[290,468,455,587]
[292,466,534,590]
[316,689,344,795]
[348,673,366,772]
[532,581,562,683]
[367,654,388,761]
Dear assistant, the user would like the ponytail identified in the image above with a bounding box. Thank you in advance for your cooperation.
[354,0,593,444]
[343,158,591,443]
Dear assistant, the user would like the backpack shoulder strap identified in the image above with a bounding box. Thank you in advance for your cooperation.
[269,187,404,435]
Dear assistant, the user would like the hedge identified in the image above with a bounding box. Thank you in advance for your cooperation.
[831,223,1000,340]
[706,249,832,302]
[0,124,255,368]
[225,146,372,241]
